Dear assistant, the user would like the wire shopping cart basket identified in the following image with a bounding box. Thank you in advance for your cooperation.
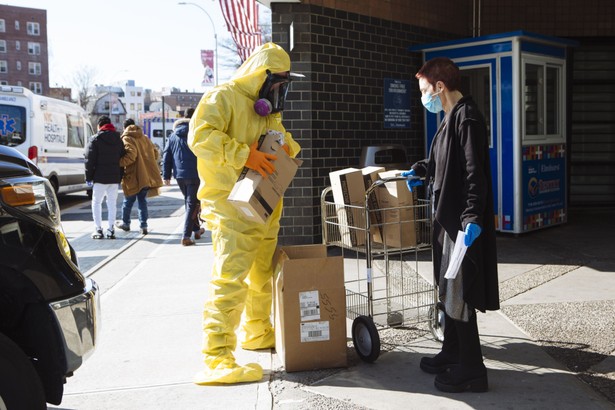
[321,175,445,362]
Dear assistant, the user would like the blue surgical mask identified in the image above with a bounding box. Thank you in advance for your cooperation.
[421,90,443,113]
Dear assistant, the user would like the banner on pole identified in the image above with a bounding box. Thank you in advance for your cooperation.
[201,50,215,86]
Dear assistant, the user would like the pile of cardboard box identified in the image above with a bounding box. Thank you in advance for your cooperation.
[228,130,302,224]
[329,167,419,249]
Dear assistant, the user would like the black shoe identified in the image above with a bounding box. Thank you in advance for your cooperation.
[141,227,148,235]
[106,229,115,239]
[434,364,488,393]
[420,352,458,374]
[91,229,104,239]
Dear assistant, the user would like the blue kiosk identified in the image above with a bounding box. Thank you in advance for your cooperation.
[411,31,577,234]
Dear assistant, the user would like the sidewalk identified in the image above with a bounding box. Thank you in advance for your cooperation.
[50,186,615,409]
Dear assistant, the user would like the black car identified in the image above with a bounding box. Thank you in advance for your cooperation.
[0,145,100,409]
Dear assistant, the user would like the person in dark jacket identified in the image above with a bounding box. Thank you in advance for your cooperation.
[402,57,499,393]
[85,116,124,239]
[162,107,204,246]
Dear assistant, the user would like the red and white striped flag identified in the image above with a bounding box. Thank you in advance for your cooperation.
[219,0,262,62]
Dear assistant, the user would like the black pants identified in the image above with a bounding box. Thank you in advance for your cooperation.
[177,178,201,239]
[441,310,484,367]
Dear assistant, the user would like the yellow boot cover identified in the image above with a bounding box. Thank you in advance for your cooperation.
[241,326,275,350]
[194,359,263,385]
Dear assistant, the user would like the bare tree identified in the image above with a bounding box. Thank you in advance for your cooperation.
[71,65,98,109]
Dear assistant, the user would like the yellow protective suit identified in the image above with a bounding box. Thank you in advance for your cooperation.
[188,42,301,385]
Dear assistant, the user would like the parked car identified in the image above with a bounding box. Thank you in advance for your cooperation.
[0,145,100,408]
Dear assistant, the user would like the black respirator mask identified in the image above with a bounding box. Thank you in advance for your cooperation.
[253,70,292,116]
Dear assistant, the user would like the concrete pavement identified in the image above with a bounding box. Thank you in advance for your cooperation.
[49,185,614,409]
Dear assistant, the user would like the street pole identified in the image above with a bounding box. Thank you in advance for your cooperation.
[178,2,218,86]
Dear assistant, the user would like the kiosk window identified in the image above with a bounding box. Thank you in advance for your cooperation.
[460,66,492,147]
[523,61,563,141]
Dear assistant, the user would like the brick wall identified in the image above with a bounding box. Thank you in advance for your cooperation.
[271,3,455,245]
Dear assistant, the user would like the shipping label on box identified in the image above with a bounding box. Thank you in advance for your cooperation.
[228,131,302,224]
[372,169,418,248]
[274,244,347,372]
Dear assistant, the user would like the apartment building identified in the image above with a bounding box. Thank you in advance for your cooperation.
[0,5,49,95]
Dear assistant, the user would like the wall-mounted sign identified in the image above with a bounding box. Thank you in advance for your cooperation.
[384,78,411,129]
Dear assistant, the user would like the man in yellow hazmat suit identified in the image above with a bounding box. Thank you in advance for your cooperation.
[188,42,302,384]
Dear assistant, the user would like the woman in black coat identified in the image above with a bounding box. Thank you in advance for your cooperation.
[403,57,499,393]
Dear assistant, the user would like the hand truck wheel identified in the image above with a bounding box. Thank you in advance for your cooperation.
[352,315,380,362]
[428,302,445,342]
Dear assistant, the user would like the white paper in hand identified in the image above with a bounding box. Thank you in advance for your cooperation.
[444,230,468,279]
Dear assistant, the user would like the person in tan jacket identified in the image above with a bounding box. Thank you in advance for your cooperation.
[116,119,163,235]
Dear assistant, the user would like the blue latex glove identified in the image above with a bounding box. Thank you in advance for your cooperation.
[86,181,93,187]
[400,169,423,192]
[464,223,482,246]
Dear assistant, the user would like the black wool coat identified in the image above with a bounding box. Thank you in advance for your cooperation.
[413,96,500,312]
[85,129,124,184]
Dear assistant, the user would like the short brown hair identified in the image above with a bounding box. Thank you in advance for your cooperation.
[415,57,460,92]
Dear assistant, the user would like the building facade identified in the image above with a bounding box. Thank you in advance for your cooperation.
[264,0,615,244]
[0,5,49,95]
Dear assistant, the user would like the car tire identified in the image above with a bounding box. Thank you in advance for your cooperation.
[0,333,46,410]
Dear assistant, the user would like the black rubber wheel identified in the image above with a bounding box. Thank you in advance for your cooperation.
[0,333,46,410]
[428,302,445,342]
[352,315,380,362]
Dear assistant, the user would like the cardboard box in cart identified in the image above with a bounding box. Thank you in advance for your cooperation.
[274,245,347,372]
[228,131,302,224]
[329,167,383,247]
[372,169,418,248]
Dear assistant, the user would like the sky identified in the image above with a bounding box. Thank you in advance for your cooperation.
[4,0,266,92]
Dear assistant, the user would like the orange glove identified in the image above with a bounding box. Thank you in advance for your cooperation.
[245,140,277,178]
[281,144,290,155]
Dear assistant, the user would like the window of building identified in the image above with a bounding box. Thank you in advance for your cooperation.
[0,61,7,73]
[15,21,20,30]
[130,103,135,110]
[16,81,22,86]
[15,41,20,51]
[131,91,135,96]
[16,61,21,71]
[28,42,41,55]
[28,62,41,76]
[29,82,42,94]
[0,40,6,53]
[0,19,5,33]
[138,103,142,110]
[0,81,7,86]
[27,22,40,36]
[137,91,142,97]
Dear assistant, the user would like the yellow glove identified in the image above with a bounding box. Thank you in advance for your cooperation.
[245,140,277,178]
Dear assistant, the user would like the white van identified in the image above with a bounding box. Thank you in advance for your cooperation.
[0,85,94,195]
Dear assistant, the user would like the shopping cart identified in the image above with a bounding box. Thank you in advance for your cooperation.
[321,175,445,362]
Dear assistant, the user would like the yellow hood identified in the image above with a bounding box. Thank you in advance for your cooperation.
[231,42,291,98]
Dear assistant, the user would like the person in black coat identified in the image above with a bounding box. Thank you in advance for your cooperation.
[402,57,499,393]
[85,116,124,239]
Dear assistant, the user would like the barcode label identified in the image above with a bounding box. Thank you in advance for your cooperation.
[299,291,320,321]
[300,321,330,342]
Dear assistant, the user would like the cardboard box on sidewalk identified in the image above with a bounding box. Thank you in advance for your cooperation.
[329,167,383,247]
[372,169,418,248]
[274,244,347,372]
[228,131,302,224]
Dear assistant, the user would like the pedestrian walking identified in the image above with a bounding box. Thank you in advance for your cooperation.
[188,42,302,384]
[162,107,204,246]
[402,57,499,393]
[116,119,163,235]
[85,115,124,239]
